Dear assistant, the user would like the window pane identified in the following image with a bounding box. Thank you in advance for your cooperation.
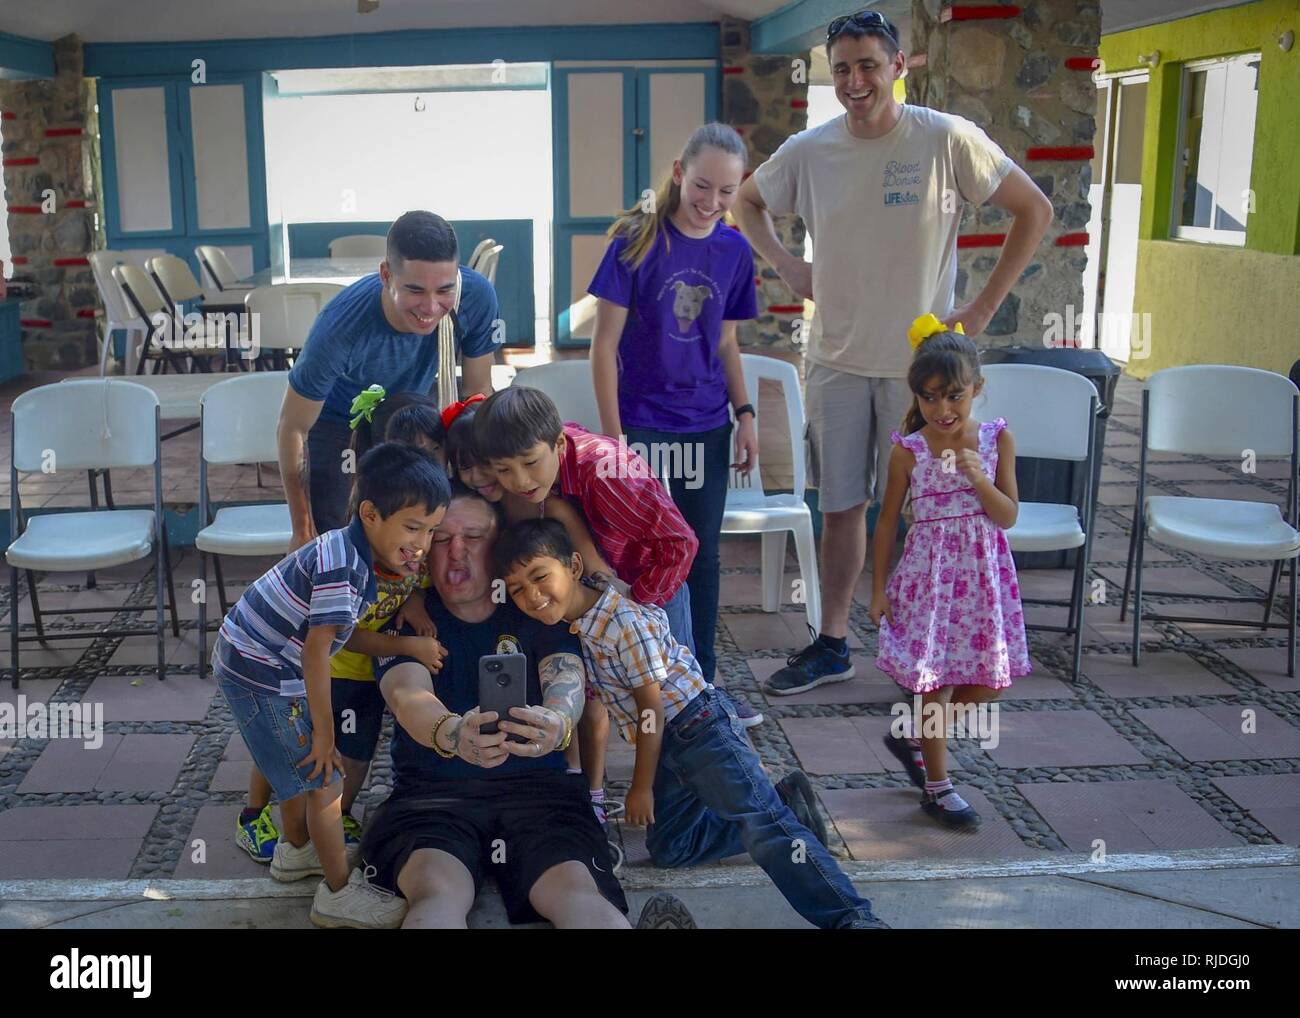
[1113,80,1146,185]
[1178,69,1210,228]
[1213,57,1259,233]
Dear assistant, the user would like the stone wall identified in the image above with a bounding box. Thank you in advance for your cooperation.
[0,35,99,370]
[908,0,1100,346]
[720,16,809,352]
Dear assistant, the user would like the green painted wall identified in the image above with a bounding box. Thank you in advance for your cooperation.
[1100,0,1300,255]
[1100,0,1300,378]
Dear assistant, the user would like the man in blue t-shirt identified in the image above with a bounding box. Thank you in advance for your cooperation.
[277,211,498,549]
[362,485,632,928]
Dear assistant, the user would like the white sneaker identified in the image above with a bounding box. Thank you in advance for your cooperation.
[270,838,361,882]
[310,866,407,930]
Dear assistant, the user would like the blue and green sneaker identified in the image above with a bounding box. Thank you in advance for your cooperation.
[235,805,279,863]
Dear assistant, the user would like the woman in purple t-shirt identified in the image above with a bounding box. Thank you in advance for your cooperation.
[588,122,760,689]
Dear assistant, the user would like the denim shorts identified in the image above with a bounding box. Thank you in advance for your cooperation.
[220,676,343,801]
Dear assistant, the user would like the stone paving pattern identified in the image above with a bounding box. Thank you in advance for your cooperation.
[1,376,1298,880]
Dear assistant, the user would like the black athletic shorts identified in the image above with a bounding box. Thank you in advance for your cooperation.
[360,770,627,925]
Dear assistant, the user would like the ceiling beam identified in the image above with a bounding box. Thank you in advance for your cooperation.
[0,30,55,80]
[751,0,910,53]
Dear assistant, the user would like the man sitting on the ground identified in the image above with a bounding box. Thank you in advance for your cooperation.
[361,484,694,929]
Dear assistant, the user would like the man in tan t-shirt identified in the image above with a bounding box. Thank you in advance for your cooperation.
[735,9,1051,696]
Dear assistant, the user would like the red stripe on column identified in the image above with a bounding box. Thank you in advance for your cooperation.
[1,111,16,120]
[767,304,805,314]
[723,66,746,75]
[941,4,1023,22]
[790,99,808,109]
[1055,232,1090,247]
[10,256,28,265]
[957,233,1007,248]
[53,257,90,266]
[1027,146,1094,161]
[1065,56,1101,71]
[66,199,90,208]
[3,156,38,166]
[76,309,99,318]
[21,319,53,328]
[8,206,43,214]
[44,127,83,138]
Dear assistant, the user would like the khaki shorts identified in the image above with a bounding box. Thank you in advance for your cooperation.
[805,363,912,514]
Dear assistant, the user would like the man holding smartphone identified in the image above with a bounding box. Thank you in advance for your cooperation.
[363,484,693,929]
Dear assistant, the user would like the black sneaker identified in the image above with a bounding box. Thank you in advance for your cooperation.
[635,892,698,929]
[764,639,855,696]
[881,732,928,789]
[920,787,982,830]
[844,915,892,929]
[775,769,829,847]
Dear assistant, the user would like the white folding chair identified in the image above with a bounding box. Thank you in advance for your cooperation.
[196,373,294,678]
[89,250,143,376]
[7,379,179,687]
[511,360,603,433]
[467,238,496,273]
[148,254,233,368]
[1121,365,1300,673]
[195,244,253,295]
[328,235,387,259]
[243,283,344,370]
[721,354,821,633]
[979,364,1100,680]
[113,263,202,375]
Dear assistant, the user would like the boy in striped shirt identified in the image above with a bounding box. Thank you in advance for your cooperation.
[496,519,889,930]
[212,443,450,928]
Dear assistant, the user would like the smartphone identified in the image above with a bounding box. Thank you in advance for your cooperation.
[477,653,529,742]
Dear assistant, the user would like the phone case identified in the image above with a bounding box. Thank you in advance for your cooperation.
[477,653,529,741]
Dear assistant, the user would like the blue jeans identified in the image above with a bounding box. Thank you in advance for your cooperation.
[625,422,730,682]
[645,687,877,929]
[660,581,695,655]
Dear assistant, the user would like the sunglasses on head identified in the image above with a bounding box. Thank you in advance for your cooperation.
[827,8,898,45]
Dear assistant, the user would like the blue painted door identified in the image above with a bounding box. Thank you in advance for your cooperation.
[551,64,718,348]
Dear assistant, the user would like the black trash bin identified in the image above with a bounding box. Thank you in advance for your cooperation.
[979,346,1121,569]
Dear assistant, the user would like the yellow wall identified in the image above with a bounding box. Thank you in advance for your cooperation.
[1100,0,1300,379]
[1132,240,1300,378]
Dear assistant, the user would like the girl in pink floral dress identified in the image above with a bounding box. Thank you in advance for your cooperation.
[871,315,1030,830]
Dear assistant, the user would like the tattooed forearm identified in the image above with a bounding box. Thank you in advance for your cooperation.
[298,449,310,498]
[538,652,585,726]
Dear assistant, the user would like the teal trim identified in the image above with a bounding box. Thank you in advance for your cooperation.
[286,219,536,347]
[98,79,188,240]
[85,23,721,77]
[751,0,910,54]
[0,30,53,79]
[553,223,612,349]
[0,300,22,383]
[551,66,637,226]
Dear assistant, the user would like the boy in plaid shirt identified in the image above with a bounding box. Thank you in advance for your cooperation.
[495,519,888,930]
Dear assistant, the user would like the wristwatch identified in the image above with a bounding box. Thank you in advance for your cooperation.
[734,403,756,421]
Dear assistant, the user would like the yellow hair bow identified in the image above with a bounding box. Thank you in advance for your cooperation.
[907,313,964,351]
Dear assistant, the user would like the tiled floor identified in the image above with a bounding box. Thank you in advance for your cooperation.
[1,373,1298,880]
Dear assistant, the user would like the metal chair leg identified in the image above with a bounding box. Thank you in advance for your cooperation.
[1263,559,1283,629]
[1131,523,1146,668]
[1119,494,1140,622]
[24,570,46,643]
[160,523,180,638]
[1289,554,1297,679]
[213,555,231,616]
[198,550,208,681]
[9,564,19,689]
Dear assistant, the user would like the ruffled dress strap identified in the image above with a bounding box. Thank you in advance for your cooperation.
[979,417,1008,454]
[890,429,930,460]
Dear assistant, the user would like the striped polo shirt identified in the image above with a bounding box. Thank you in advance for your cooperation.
[570,583,707,744]
[212,516,379,696]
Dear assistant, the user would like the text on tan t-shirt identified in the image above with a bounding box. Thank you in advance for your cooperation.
[753,105,1013,379]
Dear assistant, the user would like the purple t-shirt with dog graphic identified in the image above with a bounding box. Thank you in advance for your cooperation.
[588,218,758,433]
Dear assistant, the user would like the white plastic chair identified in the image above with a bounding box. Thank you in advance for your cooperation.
[195,372,294,678]
[195,244,252,295]
[511,360,603,433]
[7,379,179,687]
[89,250,145,376]
[243,283,344,369]
[328,234,387,259]
[721,354,821,634]
[147,253,206,305]
[979,364,1100,680]
[477,244,504,286]
[467,238,496,273]
[1121,365,1300,673]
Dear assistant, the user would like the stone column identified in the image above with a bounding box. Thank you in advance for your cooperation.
[720,16,810,352]
[908,0,1100,346]
[0,34,99,370]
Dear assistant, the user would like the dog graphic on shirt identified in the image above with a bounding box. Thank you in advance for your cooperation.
[671,280,711,334]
